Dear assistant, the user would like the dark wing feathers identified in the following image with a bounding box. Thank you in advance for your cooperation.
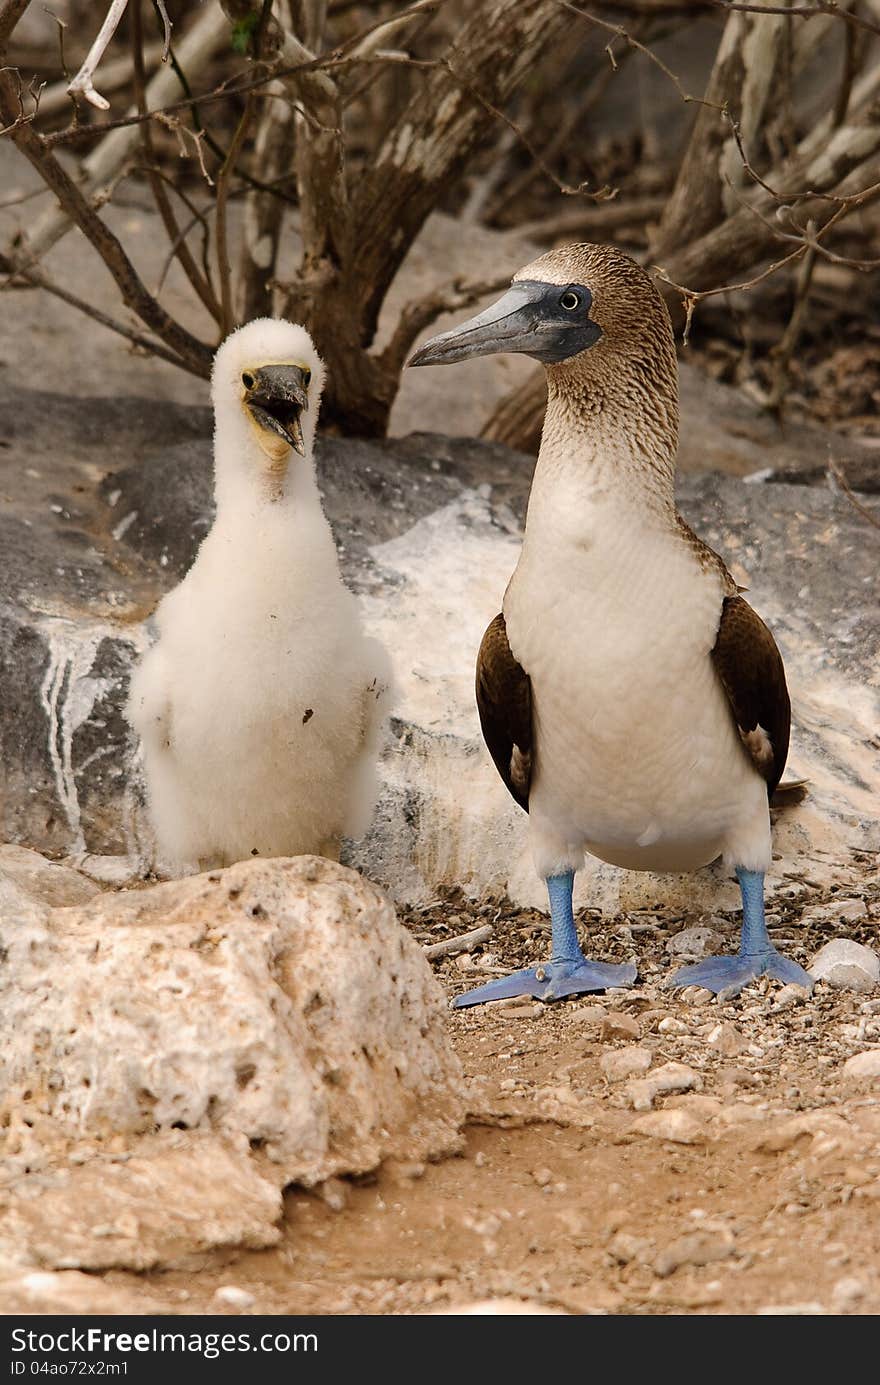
[711,595,790,796]
[475,613,532,812]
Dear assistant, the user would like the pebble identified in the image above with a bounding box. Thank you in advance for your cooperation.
[706,1021,747,1056]
[842,1049,880,1080]
[772,983,811,1011]
[600,1047,652,1083]
[631,1109,704,1144]
[213,1286,255,1311]
[318,1177,350,1212]
[532,1166,553,1187]
[658,1017,688,1035]
[569,1003,608,1026]
[809,939,879,994]
[625,1061,702,1111]
[653,1229,735,1277]
[803,898,868,925]
[607,1232,652,1265]
[665,927,723,960]
[600,1012,641,1041]
[680,986,714,1006]
[831,1277,866,1310]
[497,1000,543,1018]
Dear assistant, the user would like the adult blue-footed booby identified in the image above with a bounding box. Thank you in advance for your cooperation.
[410,244,812,1007]
[128,318,391,872]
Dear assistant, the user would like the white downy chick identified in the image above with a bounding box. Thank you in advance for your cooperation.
[127,318,392,872]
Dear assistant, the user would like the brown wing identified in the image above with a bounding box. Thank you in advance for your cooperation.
[711,595,790,796]
[475,614,532,812]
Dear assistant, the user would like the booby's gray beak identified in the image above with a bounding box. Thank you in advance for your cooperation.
[408,280,603,368]
[243,363,310,455]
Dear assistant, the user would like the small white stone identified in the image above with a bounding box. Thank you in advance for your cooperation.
[809,939,879,993]
[626,1061,702,1111]
[658,1017,688,1035]
[600,1048,652,1083]
[665,927,723,960]
[773,984,810,1010]
[803,898,868,925]
[631,1109,704,1144]
[831,1277,865,1310]
[842,1050,880,1080]
[213,1285,255,1310]
[680,986,714,1006]
[707,1022,747,1056]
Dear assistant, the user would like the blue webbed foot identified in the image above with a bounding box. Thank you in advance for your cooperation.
[664,868,815,1001]
[452,957,638,1009]
[665,950,814,1001]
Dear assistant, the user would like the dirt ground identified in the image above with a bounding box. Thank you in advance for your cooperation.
[86,862,880,1318]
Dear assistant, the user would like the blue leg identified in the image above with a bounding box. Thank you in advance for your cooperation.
[452,871,637,1009]
[665,868,814,1001]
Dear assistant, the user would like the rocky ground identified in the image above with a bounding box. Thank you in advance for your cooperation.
[1,850,877,1318]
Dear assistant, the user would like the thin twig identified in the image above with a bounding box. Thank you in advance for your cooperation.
[382,274,513,375]
[0,257,193,370]
[711,1,880,39]
[131,0,222,325]
[827,454,880,530]
[154,0,172,62]
[423,925,493,960]
[766,221,818,414]
[67,0,130,111]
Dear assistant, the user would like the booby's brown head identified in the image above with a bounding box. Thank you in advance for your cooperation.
[409,242,676,395]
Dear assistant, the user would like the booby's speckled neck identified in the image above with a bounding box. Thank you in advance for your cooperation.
[537,323,680,518]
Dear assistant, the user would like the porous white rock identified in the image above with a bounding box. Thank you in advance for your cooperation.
[0,855,464,1268]
[809,939,879,994]
[0,855,463,1180]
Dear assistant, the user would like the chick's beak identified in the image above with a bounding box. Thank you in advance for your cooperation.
[244,363,310,456]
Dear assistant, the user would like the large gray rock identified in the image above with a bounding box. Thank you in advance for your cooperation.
[0,852,464,1270]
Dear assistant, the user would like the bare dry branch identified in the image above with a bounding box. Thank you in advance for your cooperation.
[380,273,512,376]
[67,0,131,111]
[515,194,667,243]
[827,453,880,528]
[711,1,880,39]
[0,1,30,50]
[0,255,198,369]
[0,65,212,376]
[23,3,229,262]
[131,0,222,326]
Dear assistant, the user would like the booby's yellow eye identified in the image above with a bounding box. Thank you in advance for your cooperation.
[242,371,256,390]
[560,291,580,311]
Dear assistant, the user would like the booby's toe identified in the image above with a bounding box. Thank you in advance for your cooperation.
[665,950,813,1001]
[452,957,637,1009]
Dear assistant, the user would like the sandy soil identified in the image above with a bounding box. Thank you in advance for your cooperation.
[89,864,880,1318]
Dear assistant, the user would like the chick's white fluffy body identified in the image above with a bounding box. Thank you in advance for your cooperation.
[128,319,391,871]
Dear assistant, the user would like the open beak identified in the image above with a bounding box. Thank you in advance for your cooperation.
[244,363,310,455]
[408,281,602,367]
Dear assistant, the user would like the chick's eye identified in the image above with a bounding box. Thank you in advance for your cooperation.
[241,371,256,390]
[302,368,312,385]
[560,290,580,311]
